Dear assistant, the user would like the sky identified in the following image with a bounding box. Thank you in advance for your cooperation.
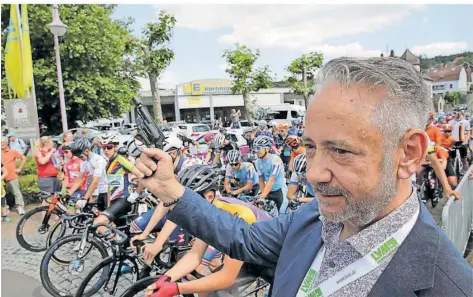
[112,4,473,91]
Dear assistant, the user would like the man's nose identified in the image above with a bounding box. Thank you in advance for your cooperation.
[306,152,332,184]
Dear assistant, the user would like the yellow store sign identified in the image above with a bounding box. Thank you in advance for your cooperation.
[181,79,233,96]
[187,97,202,105]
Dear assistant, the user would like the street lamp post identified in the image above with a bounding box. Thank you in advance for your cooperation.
[47,4,68,132]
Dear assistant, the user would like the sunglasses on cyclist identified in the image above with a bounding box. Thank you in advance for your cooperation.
[252,146,265,152]
[230,162,240,167]
[102,144,115,151]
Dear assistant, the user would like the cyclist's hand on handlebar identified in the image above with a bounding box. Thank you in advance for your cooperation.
[146,275,179,297]
[444,188,461,200]
[135,148,185,204]
[144,242,163,265]
[130,233,148,252]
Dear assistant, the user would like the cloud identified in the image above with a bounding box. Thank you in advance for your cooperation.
[309,42,382,60]
[410,42,469,57]
[137,69,179,91]
[158,5,424,51]
[422,16,428,23]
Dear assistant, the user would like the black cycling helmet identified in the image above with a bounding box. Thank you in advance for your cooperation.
[62,142,83,157]
[177,164,221,196]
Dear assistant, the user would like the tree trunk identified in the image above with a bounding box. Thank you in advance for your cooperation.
[243,93,253,124]
[149,74,163,124]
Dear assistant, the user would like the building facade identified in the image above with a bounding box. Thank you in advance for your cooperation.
[427,65,468,96]
[133,79,305,123]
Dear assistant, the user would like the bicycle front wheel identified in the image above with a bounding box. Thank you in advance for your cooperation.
[40,234,109,297]
[119,275,195,297]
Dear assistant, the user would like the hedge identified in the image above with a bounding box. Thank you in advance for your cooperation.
[4,157,42,206]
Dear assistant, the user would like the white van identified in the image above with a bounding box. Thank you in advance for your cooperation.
[262,104,305,125]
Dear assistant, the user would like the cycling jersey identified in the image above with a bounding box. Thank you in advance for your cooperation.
[289,172,315,197]
[440,134,456,149]
[216,196,272,222]
[64,156,88,191]
[256,130,273,138]
[174,155,204,175]
[288,128,299,136]
[425,124,442,145]
[86,152,108,195]
[106,154,135,201]
[278,135,292,157]
[225,162,259,186]
[256,154,286,191]
[449,119,471,142]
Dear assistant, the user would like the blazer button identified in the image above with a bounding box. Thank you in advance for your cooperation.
[329,261,336,268]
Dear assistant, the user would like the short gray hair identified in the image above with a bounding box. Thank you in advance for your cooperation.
[315,57,431,151]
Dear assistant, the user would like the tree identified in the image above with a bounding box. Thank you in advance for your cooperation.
[285,52,323,109]
[134,10,176,124]
[1,5,140,134]
[445,91,462,106]
[222,44,273,123]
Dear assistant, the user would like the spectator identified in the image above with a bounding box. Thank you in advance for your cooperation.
[1,136,27,215]
[230,109,242,129]
[39,122,50,137]
[56,131,73,163]
[7,132,27,155]
[34,136,60,193]
[1,164,11,222]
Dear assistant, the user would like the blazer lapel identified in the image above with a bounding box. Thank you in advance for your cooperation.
[273,202,324,297]
[368,202,438,297]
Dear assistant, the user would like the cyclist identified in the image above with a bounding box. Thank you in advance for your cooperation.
[242,127,256,151]
[144,164,272,297]
[76,138,109,211]
[253,135,286,211]
[61,142,89,201]
[210,133,238,167]
[277,123,291,168]
[288,119,301,136]
[203,132,217,164]
[285,135,306,172]
[224,150,259,196]
[92,132,142,231]
[255,120,272,138]
[449,111,471,171]
[287,153,315,204]
[426,113,442,145]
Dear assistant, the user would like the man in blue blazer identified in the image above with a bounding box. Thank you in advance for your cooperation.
[137,57,472,297]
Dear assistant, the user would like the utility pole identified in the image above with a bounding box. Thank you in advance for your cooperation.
[303,65,308,109]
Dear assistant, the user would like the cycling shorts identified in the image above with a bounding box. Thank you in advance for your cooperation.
[267,188,283,211]
[445,159,456,177]
[130,209,183,242]
[102,198,132,226]
[202,246,223,266]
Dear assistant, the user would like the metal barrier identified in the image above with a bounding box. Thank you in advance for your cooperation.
[441,165,473,255]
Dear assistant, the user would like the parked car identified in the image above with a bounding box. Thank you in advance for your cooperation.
[178,124,212,139]
[52,128,103,145]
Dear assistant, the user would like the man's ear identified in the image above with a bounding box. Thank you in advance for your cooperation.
[396,129,428,179]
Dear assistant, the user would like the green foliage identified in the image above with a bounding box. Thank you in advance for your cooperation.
[445,91,463,106]
[222,44,273,122]
[1,5,140,134]
[419,52,473,70]
[285,52,323,108]
[134,10,176,123]
[18,174,40,204]
[22,157,38,175]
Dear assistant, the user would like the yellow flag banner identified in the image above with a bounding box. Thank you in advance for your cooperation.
[22,4,33,91]
[5,4,25,98]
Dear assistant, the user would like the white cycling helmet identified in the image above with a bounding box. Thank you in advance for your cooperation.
[100,131,120,145]
[163,135,183,153]
[293,153,307,175]
[258,120,267,129]
[268,121,277,128]
[212,133,226,148]
[127,138,146,158]
[227,150,241,164]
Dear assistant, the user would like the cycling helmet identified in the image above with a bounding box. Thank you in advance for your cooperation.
[285,135,301,148]
[163,135,183,153]
[75,137,91,154]
[177,165,221,195]
[446,115,453,122]
[101,131,120,145]
[291,119,301,127]
[268,121,277,128]
[63,142,82,157]
[212,133,226,148]
[444,124,453,132]
[242,127,254,138]
[293,153,307,175]
[176,130,190,142]
[227,150,242,164]
[258,120,267,129]
[127,138,146,158]
[253,135,274,148]
[278,123,289,129]
[203,132,215,143]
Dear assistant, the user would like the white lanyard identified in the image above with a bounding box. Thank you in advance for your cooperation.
[297,208,419,297]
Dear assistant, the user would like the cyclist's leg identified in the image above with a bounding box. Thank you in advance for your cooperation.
[267,189,283,211]
[96,198,131,235]
[129,208,166,234]
[446,158,458,188]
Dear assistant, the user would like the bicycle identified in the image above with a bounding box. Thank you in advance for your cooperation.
[75,227,194,297]
[450,142,465,181]
[16,191,71,252]
[417,164,443,208]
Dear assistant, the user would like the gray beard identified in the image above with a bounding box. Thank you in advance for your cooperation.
[315,154,398,227]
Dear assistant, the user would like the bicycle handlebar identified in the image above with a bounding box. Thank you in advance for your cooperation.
[90,223,128,245]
